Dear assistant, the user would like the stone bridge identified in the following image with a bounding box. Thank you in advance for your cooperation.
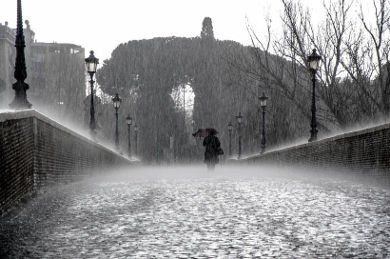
[0,110,389,258]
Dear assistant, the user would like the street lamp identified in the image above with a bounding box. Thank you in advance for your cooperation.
[112,93,121,149]
[236,112,243,159]
[126,115,132,157]
[134,124,138,156]
[259,92,268,154]
[307,49,321,142]
[227,121,233,156]
[85,50,99,132]
[9,0,32,109]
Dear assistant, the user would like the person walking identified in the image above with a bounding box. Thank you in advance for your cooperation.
[203,128,223,170]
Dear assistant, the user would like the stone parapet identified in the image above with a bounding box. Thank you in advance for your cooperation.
[0,110,131,214]
[243,123,390,179]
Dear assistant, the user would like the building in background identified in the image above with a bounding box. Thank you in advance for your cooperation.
[0,21,85,123]
[0,22,15,107]
[29,41,85,121]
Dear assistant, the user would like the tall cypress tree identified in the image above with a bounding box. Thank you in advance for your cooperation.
[200,17,214,40]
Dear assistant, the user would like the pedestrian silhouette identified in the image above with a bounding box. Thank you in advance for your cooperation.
[202,128,223,170]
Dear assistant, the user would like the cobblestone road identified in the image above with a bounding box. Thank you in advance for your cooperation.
[1,166,390,258]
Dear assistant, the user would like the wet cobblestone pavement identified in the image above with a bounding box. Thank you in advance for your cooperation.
[1,166,390,258]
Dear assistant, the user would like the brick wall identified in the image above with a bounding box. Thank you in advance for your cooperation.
[244,124,390,177]
[0,110,130,214]
[0,116,34,214]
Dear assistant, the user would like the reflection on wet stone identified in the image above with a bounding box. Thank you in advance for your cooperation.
[0,168,389,258]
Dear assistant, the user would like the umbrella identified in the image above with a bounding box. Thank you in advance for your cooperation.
[192,128,218,138]
[205,128,218,135]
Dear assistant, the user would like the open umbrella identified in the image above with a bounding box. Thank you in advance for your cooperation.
[205,128,218,136]
[192,128,218,138]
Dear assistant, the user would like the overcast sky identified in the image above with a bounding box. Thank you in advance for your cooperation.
[0,0,368,61]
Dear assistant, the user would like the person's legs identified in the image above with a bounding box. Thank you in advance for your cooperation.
[207,162,215,170]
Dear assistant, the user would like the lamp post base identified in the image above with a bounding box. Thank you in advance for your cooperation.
[9,82,32,110]
[89,128,98,142]
[308,131,318,142]
[9,97,32,110]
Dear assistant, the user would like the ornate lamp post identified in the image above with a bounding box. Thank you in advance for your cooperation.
[236,112,243,159]
[112,93,121,149]
[307,49,321,142]
[85,51,99,132]
[9,0,32,109]
[126,115,132,156]
[227,121,233,156]
[134,124,138,156]
[259,92,268,154]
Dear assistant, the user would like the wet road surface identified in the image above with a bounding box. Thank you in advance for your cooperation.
[1,166,390,258]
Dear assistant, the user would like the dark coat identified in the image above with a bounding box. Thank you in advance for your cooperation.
[203,135,221,164]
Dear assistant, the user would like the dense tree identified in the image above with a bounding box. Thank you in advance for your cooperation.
[97,42,316,161]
